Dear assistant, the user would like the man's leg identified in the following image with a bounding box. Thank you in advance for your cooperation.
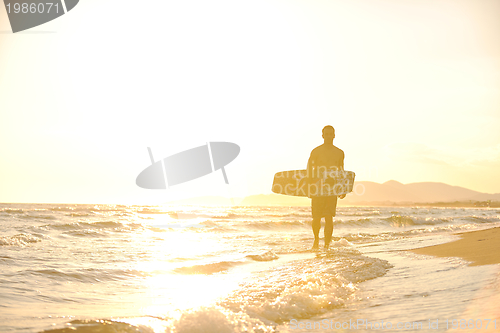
[324,215,333,249]
[312,217,321,249]
[323,196,338,249]
[311,197,324,249]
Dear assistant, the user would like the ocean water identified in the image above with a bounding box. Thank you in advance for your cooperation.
[1,203,500,332]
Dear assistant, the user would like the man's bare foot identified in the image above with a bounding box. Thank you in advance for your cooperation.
[312,240,319,250]
[324,242,330,250]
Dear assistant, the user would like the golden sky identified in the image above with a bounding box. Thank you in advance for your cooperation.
[1,0,499,203]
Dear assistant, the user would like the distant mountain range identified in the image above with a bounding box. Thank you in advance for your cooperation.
[165,180,500,206]
[340,180,500,205]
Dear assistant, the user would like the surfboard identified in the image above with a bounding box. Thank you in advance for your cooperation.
[272,169,355,197]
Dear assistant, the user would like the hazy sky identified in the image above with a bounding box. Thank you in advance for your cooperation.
[1,0,499,204]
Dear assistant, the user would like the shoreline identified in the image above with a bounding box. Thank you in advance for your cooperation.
[341,201,500,208]
[410,227,500,266]
[1,200,499,208]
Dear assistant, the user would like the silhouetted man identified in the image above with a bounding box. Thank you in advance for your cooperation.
[307,125,345,249]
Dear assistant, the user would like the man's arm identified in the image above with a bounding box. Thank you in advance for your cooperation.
[307,150,316,180]
[340,151,345,170]
[339,151,346,199]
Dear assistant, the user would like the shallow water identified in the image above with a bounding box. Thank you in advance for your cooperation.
[1,204,499,332]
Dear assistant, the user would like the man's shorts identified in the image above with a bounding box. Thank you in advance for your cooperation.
[311,196,338,219]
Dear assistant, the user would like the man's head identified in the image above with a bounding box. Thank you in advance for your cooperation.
[322,125,335,143]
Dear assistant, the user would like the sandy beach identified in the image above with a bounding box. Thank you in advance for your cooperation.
[411,227,500,266]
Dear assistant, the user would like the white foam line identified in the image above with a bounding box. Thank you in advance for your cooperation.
[61,0,68,13]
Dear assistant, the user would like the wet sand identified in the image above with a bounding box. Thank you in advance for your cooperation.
[411,227,500,266]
